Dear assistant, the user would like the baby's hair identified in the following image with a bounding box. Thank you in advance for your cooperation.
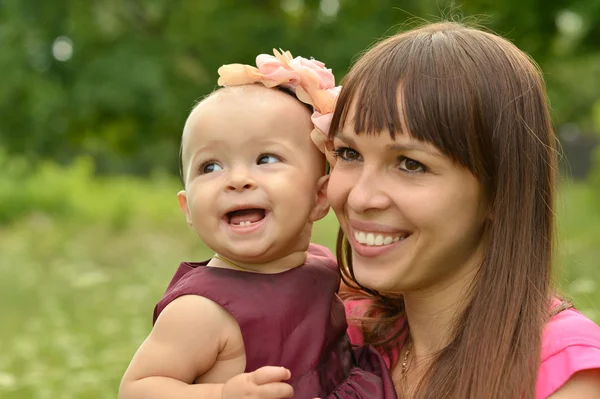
[178,85,314,187]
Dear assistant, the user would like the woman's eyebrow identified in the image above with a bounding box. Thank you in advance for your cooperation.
[335,132,442,158]
[333,133,356,145]
[386,143,443,158]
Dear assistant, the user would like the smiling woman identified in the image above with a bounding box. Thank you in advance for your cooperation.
[327,22,600,399]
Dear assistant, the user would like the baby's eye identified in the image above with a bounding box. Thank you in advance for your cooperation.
[333,146,362,162]
[201,162,223,174]
[257,154,281,165]
[399,157,425,173]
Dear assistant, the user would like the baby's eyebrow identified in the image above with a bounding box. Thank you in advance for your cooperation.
[187,146,215,167]
[256,140,296,153]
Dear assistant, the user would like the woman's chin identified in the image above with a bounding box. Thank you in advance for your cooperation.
[353,264,401,294]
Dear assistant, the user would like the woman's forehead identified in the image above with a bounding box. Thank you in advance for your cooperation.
[335,91,410,137]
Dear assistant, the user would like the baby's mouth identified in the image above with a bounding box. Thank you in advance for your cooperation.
[226,208,267,226]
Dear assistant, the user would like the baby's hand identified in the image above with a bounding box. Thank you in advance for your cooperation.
[222,366,293,399]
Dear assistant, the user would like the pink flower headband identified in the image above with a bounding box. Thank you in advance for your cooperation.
[217,49,340,164]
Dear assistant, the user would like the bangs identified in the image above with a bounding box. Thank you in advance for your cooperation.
[329,24,500,178]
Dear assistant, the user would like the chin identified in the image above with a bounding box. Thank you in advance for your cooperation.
[352,268,386,292]
[223,242,276,262]
[351,261,401,294]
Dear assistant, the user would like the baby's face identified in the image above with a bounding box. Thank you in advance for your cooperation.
[179,86,327,264]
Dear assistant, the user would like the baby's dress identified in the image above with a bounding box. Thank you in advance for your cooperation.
[154,243,397,399]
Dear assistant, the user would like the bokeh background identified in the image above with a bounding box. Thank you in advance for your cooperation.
[1,1,599,398]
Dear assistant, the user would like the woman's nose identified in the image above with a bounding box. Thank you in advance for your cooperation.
[347,167,391,213]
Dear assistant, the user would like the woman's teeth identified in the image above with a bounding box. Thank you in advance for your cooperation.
[354,231,405,246]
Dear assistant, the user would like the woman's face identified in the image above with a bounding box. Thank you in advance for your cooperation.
[328,108,489,294]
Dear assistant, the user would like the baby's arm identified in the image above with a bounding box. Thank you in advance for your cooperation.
[118,295,293,399]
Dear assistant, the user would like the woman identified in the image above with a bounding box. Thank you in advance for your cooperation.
[324,22,600,398]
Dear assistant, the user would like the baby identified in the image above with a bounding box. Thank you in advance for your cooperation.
[119,50,396,399]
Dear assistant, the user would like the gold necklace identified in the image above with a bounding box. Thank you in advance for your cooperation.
[213,253,251,272]
[401,340,412,377]
[399,338,413,398]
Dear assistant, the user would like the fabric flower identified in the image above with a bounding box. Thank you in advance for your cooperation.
[217,49,341,165]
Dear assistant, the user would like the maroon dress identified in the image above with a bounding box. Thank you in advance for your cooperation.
[154,243,397,399]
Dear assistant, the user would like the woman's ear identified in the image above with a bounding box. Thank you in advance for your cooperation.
[309,175,330,222]
[177,190,194,228]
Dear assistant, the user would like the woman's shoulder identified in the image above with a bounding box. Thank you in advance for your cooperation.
[537,304,600,398]
[542,305,600,357]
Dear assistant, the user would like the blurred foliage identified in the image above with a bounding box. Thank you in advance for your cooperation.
[0,150,179,227]
[591,103,600,194]
[1,0,600,175]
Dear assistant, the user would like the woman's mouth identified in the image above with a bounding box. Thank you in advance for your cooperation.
[353,230,409,246]
[350,228,411,258]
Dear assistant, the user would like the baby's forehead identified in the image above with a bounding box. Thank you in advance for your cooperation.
[182,86,318,156]
[186,87,311,135]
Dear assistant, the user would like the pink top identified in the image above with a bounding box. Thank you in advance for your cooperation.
[345,299,600,399]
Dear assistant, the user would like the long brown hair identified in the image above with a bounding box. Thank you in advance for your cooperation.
[331,22,559,399]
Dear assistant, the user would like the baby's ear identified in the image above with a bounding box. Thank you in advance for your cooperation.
[309,175,330,222]
[177,191,194,228]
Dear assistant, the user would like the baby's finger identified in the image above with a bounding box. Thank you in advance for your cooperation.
[250,366,291,385]
[257,382,294,398]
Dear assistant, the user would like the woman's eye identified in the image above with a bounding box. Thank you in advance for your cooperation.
[257,154,281,165]
[333,146,362,162]
[399,157,425,173]
[201,162,223,174]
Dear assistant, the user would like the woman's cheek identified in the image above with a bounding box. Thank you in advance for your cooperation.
[327,168,352,212]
